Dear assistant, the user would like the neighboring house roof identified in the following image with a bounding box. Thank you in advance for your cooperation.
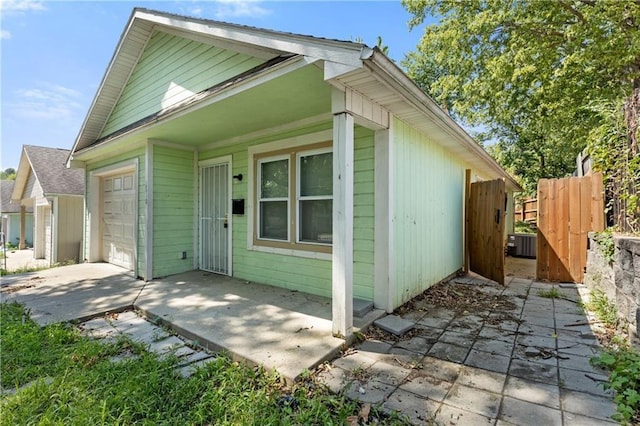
[70,7,522,192]
[1,180,32,213]
[12,145,85,202]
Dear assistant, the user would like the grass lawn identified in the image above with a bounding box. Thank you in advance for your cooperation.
[0,302,407,425]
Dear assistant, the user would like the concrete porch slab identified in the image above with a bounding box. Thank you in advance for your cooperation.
[136,271,384,382]
[2,264,384,382]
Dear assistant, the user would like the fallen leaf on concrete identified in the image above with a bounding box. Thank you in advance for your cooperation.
[359,402,371,422]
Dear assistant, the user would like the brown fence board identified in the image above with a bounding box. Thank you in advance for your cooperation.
[592,176,605,230]
[557,178,571,282]
[536,179,550,280]
[537,173,605,282]
[568,177,582,281]
[515,198,538,223]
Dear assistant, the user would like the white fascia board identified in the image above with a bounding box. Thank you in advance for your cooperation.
[364,51,522,192]
[69,9,150,164]
[11,151,30,202]
[42,193,84,198]
[135,9,366,68]
[68,160,86,169]
[72,139,147,163]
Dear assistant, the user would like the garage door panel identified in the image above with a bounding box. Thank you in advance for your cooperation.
[103,171,135,270]
[123,175,134,190]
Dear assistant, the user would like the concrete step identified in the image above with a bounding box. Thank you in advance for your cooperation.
[353,298,374,317]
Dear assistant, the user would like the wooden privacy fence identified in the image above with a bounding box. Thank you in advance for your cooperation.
[515,198,538,224]
[536,173,605,283]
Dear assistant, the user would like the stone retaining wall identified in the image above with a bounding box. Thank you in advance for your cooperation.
[584,233,640,345]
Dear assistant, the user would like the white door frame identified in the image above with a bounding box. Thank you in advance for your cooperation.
[198,155,232,275]
[88,159,139,276]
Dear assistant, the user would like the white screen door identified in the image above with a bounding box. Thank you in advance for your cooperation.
[200,161,230,274]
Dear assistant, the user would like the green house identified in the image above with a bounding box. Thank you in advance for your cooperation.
[69,8,520,337]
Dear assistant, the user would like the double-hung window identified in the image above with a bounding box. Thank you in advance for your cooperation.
[258,156,289,241]
[255,143,332,252]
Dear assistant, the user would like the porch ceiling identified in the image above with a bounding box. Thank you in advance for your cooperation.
[74,65,331,160]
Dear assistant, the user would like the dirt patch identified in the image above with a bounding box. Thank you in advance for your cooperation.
[397,282,518,316]
[505,256,536,279]
[0,283,36,294]
[363,280,522,343]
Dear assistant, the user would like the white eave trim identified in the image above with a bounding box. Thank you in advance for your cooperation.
[135,8,368,68]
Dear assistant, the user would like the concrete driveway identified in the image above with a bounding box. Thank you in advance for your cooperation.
[1,248,50,273]
[1,263,143,324]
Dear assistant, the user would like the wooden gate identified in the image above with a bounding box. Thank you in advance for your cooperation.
[467,179,506,285]
[536,173,605,282]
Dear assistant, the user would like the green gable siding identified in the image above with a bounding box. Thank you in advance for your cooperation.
[198,123,374,300]
[85,148,147,276]
[391,117,465,307]
[152,145,195,277]
[101,30,266,137]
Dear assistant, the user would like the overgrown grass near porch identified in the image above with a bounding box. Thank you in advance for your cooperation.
[0,302,404,425]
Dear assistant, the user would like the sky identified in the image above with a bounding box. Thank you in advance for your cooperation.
[0,0,433,170]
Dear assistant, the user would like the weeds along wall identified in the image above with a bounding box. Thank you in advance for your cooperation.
[585,233,640,345]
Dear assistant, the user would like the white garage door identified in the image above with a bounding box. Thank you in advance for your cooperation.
[103,172,135,270]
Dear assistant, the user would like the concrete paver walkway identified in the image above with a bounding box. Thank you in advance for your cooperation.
[317,275,618,425]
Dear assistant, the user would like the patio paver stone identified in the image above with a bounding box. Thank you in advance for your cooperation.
[374,315,415,336]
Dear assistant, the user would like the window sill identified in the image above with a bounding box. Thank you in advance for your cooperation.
[248,243,332,261]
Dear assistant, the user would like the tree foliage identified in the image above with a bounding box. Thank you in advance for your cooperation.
[402,0,640,201]
[0,168,16,180]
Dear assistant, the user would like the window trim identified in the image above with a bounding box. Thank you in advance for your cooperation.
[251,140,332,255]
[257,154,290,242]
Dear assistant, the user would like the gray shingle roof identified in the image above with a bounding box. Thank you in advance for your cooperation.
[1,180,32,213]
[24,145,84,196]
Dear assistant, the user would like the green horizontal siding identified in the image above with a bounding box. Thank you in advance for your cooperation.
[353,127,375,300]
[391,117,465,308]
[85,148,146,276]
[152,145,195,278]
[101,30,266,137]
[200,121,335,298]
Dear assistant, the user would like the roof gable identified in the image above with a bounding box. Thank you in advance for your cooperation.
[1,180,32,213]
[70,7,520,191]
[100,29,267,138]
[71,8,368,156]
[12,146,85,201]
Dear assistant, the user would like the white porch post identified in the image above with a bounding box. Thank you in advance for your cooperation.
[332,111,354,338]
[19,206,26,249]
